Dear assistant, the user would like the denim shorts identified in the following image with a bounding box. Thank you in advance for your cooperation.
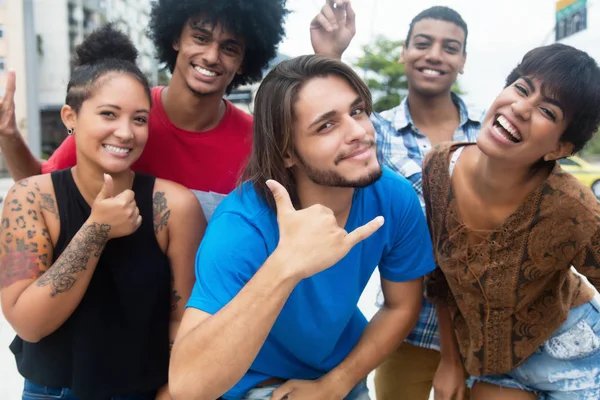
[241,378,371,400]
[467,297,600,399]
[22,379,157,400]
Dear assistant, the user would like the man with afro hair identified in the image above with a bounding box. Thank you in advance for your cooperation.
[0,0,289,221]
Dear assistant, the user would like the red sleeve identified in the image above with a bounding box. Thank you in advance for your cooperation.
[41,135,77,173]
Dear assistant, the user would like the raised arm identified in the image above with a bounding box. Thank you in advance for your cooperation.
[310,0,356,59]
[168,180,384,400]
[0,175,141,342]
[0,72,43,180]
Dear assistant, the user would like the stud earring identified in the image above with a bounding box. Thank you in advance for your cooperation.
[67,128,74,135]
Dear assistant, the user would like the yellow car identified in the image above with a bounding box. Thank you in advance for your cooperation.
[558,155,600,198]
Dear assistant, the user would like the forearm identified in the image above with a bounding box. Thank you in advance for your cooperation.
[436,303,461,362]
[170,252,299,400]
[6,222,109,341]
[324,302,421,396]
[0,133,43,180]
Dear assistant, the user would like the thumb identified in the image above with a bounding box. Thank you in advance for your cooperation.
[265,179,295,215]
[97,173,114,200]
[345,216,384,248]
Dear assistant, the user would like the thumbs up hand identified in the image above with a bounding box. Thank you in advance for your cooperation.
[267,179,384,280]
[88,174,141,239]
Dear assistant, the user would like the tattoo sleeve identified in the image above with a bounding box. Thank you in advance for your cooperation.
[153,191,171,234]
[36,223,111,297]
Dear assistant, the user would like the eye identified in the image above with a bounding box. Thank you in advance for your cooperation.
[351,107,364,116]
[414,42,429,49]
[445,46,459,54]
[514,84,528,96]
[222,45,239,54]
[134,116,148,124]
[317,122,334,132]
[194,35,208,43]
[540,107,557,122]
[100,111,116,118]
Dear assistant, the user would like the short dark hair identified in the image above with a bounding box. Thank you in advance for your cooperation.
[149,0,289,93]
[405,6,468,53]
[504,43,600,154]
[66,24,151,113]
[241,55,373,211]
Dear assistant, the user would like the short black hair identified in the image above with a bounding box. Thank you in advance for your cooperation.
[149,0,289,93]
[504,44,600,154]
[66,24,152,113]
[405,6,468,53]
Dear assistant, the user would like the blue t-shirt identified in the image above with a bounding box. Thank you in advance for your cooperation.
[187,167,435,399]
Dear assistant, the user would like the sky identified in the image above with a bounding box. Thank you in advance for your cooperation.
[279,0,600,110]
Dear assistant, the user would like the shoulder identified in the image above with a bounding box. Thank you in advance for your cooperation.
[5,174,55,206]
[153,178,203,218]
[225,100,253,126]
[545,168,600,237]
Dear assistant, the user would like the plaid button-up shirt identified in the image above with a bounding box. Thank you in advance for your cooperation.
[372,93,485,350]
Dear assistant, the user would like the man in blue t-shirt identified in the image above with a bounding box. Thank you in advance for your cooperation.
[169,54,435,400]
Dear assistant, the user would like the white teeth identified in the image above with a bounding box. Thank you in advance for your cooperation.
[103,145,130,154]
[497,115,521,140]
[423,69,442,76]
[194,66,217,77]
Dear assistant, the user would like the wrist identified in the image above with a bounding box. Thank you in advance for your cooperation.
[264,248,303,286]
[0,130,21,146]
[320,368,355,398]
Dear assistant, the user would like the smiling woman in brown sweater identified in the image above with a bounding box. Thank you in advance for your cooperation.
[423,43,600,400]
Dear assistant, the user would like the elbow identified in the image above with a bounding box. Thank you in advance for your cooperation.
[169,374,216,400]
[13,326,45,343]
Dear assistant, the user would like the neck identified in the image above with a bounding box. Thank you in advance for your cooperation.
[294,175,355,225]
[162,73,227,132]
[71,160,134,205]
[471,148,548,205]
[406,90,458,127]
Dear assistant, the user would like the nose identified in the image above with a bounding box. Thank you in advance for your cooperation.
[202,42,220,65]
[344,114,368,143]
[425,43,443,64]
[112,121,134,141]
[511,98,533,121]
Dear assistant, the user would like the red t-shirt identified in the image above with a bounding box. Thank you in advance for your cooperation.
[42,87,253,218]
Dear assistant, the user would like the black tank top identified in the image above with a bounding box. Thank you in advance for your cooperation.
[10,169,171,399]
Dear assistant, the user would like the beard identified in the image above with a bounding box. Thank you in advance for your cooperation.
[295,147,383,189]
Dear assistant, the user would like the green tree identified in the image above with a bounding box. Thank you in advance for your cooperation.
[355,35,464,112]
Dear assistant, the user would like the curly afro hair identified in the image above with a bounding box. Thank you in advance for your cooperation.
[149,0,289,93]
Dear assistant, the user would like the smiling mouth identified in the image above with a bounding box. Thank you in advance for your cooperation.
[492,115,522,143]
[103,144,131,154]
[418,68,445,76]
[193,65,220,77]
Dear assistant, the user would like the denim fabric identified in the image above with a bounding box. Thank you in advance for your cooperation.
[467,297,600,399]
[241,379,370,400]
[22,380,157,400]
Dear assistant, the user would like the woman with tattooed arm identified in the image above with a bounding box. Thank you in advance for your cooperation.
[0,25,205,400]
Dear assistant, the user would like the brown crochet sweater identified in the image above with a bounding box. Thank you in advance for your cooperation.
[423,142,600,376]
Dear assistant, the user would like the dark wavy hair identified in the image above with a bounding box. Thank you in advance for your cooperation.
[66,23,152,113]
[504,44,600,154]
[149,0,289,93]
[241,55,373,211]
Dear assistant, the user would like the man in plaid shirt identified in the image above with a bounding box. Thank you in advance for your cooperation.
[311,3,484,399]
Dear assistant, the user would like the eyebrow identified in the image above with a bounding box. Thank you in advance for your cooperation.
[308,97,364,129]
[96,104,150,114]
[412,34,462,47]
[521,76,564,112]
[190,23,244,47]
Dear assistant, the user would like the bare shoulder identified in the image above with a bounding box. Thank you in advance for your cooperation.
[5,175,57,218]
[152,179,204,234]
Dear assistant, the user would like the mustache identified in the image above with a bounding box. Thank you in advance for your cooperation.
[334,139,375,164]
